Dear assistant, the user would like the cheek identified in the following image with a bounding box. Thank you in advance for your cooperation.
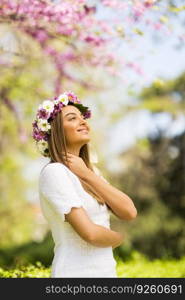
[64,124,77,140]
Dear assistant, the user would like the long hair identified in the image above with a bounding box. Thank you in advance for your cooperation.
[47,105,104,205]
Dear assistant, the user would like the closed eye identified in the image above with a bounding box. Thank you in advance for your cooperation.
[69,116,86,121]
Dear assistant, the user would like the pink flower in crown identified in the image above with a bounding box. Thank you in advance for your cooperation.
[65,91,80,104]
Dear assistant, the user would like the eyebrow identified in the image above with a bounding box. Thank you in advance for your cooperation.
[64,112,83,118]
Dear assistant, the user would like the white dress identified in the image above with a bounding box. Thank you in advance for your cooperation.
[38,162,117,278]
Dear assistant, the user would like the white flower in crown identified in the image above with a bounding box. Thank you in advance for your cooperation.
[37,119,51,132]
[54,99,59,105]
[56,93,69,105]
[42,100,54,113]
[37,140,48,153]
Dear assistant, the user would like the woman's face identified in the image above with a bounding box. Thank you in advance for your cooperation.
[62,105,91,147]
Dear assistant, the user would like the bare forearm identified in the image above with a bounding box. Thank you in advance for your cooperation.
[81,169,137,221]
[88,224,124,249]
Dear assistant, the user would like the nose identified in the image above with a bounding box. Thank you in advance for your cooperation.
[79,115,89,128]
[79,116,87,124]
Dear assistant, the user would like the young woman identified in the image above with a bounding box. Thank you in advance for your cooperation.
[32,91,137,278]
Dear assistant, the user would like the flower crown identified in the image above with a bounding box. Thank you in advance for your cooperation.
[32,91,91,157]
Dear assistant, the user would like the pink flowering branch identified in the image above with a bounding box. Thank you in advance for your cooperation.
[0,0,183,145]
[0,0,183,93]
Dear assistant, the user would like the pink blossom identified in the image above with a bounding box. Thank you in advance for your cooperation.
[36,30,48,43]
[126,62,144,75]
[84,35,105,46]
[153,22,163,30]
[132,3,146,20]
[44,46,57,56]
[57,26,74,36]
[0,0,176,91]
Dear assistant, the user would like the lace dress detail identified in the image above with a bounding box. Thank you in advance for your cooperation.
[39,162,117,278]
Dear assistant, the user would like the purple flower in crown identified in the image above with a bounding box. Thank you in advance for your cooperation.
[32,120,38,129]
[83,110,91,119]
[43,132,50,141]
[53,104,59,113]
[48,111,56,121]
[37,108,51,119]
[49,107,59,120]
[58,101,65,110]
[32,127,45,142]
[48,101,65,121]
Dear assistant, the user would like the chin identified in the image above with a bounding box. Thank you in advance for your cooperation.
[82,138,90,144]
[81,137,90,144]
[81,135,90,141]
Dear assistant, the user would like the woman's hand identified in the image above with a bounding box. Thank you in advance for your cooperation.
[63,152,90,179]
[112,232,124,250]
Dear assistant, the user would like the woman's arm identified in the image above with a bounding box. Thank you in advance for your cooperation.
[88,224,124,248]
[81,169,137,221]
[65,207,124,248]
[63,153,137,221]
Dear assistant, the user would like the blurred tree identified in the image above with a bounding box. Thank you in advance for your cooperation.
[112,71,185,259]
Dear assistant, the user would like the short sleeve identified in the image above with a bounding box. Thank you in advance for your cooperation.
[39,163,83,222]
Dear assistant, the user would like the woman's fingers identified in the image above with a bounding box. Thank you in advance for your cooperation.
[62,152,72,157]
[62,153,72,163]
[62,155,69,160]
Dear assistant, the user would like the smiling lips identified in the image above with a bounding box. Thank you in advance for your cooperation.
[77,127,89,134]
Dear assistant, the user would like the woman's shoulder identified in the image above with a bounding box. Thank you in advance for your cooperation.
[40,162,67,177]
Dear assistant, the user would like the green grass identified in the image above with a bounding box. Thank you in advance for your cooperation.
[117,251,185,278]
[0,262,50,278]
[0,252,184,278]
